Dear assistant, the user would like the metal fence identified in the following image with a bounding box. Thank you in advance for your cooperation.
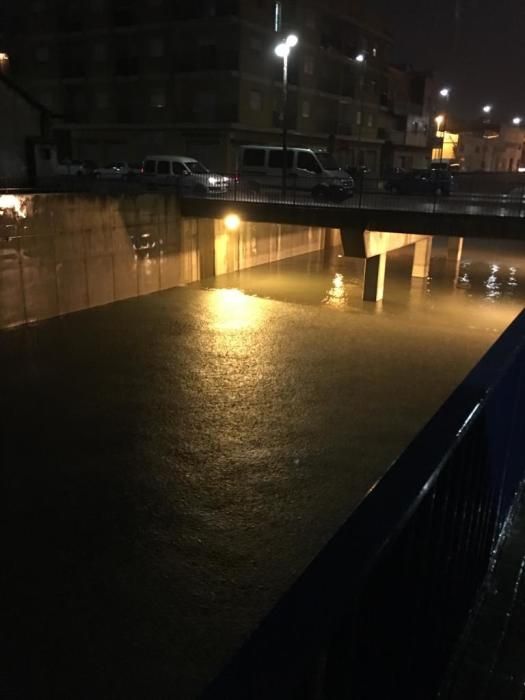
[203,309,525,699]
[2,176,525,219]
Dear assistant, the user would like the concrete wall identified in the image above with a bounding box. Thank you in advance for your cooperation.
[0,193,339,330]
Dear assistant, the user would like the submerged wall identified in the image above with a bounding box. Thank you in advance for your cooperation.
[0,193,340,330]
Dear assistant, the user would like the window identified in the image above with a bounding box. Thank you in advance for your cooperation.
[367,114,374,128]
[150,38,164,57]
[36,46,49,63]
[302,100,310,118]
[96,92,109,109]
[268,150,293,168]
[93,43,107,61]
[249,90,262,111]
[242,149,265,167]
[372,47,377,57]
[356,111,362,125]
[297,151,321,173]
[304,56,314,75]
[151,90,166,108]
[172,162,186,175]
[157,160,170,174]
[143,160,156,173]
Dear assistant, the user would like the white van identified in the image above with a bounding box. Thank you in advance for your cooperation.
[238,146,354,201]
[141,155,230,195]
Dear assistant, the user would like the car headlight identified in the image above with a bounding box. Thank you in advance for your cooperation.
[208,176,218,185]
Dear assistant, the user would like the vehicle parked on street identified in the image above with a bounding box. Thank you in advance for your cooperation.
[238,146,354,202]
[96,161,142,180]
[141,155,230,194]
[55,159,98,177]
[384,168,453,196]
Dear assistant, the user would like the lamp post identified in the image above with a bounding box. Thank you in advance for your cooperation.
[435,114,445,163]
[437,87,451,164]
[275,34,298,198]
[355,52,366,170]
[481,105,493,170]
[482,104,493,124]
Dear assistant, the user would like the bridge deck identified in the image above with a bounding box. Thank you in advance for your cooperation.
[181,194,525,240]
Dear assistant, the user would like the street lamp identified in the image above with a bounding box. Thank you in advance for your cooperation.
[512,116,522,126]
[437,87,451,164]
[275,34,298,198]
[354,52,366,169]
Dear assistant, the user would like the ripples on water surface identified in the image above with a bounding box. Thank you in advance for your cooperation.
[194,236,525,339]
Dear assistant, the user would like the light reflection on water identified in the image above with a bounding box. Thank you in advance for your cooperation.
[457,261,520,302]
[193,237,525,335]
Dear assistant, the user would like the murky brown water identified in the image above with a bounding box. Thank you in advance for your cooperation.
[194,236,525,340]
[2,234,524,698]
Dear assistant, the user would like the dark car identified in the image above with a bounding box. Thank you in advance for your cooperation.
[384,168,452,196]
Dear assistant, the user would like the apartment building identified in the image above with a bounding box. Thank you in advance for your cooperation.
[381,65,436,172]
[5,0,391,174]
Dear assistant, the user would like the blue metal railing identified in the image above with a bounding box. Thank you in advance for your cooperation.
[203,310,525,699]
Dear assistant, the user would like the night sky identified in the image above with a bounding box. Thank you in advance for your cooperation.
[372,0,525,120]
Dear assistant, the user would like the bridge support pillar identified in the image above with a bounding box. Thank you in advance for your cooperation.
[363,253,387,302]
[446,237,464,280]
[412,237,432,278]
[447,237,464,263]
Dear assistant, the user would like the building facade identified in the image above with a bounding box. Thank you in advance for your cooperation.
[457,125,524,172]
[0,73,56,185]
[380,66,435,173]
[5,0,392,174]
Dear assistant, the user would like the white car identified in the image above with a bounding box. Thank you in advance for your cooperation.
[55,159,90,176]
[141,155,230,195]
[95,161,142,180]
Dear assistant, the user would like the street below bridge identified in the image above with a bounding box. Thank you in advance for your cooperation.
[2,236,524,698]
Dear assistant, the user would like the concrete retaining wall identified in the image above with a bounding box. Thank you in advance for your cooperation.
[0,193,340,330]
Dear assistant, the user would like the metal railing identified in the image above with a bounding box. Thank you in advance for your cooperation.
[2,175,525,219]
[203,310,525,699]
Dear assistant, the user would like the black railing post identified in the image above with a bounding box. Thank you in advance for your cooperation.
[358,175,364,208]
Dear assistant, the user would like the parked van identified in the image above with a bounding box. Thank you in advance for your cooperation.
[141,155,230,194]
[238,146,354,201]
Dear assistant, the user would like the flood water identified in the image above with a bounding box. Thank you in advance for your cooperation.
[2,234,525,699]
[194,236,525,337]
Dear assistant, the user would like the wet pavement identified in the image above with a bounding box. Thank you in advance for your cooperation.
[1,238,525,698]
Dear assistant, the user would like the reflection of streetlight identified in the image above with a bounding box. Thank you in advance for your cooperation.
[275,34,299,198]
